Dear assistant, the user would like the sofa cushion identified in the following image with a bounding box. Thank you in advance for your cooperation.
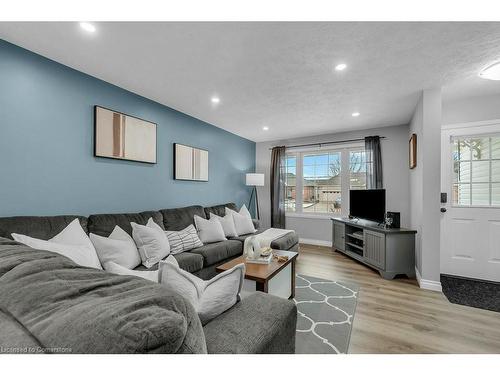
[0,238,207,354]
[204,203,237,218]
[190,240,243,267]
[192,254,242,280]
[0,215,88,240]
[229,230,263,244]
[230,230,299,251]
[203,292,297,353]
[134,252,204,274]
[160,205,206,231]
[87,211,164,237]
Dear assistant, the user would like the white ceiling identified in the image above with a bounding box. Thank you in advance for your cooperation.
[1,22,500,142]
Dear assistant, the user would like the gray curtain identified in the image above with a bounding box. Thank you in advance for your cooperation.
[270,146,286,228]
[365,136,383,189]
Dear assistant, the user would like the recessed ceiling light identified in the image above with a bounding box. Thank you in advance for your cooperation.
[479,62,500,80]
[211,96,220,104]
[352,112,360,117]
[263,126,269,131]
[335,63,347,71]
[79,22,96,33]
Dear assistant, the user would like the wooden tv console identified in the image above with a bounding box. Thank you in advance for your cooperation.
[331,217,416,280]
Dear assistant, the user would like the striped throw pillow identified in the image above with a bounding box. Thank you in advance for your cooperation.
[165,224,203,254]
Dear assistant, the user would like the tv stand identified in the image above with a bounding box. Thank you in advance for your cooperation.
[331,217,416,280]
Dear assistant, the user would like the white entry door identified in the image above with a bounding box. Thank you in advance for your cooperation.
[440,122,500,282]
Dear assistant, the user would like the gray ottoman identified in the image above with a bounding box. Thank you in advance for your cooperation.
[203,292,297,353]
[269,231,299,253]
[230,230,299,253]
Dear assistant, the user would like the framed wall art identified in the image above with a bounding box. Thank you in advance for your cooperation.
[174,143,208,181]
[94,105,157,164]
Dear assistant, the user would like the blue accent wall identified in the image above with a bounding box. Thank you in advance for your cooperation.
[0,40,256,217]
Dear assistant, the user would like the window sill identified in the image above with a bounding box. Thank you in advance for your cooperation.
[285,212,340,220]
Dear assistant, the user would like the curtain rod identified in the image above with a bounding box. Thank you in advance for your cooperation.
[268,136,386,150]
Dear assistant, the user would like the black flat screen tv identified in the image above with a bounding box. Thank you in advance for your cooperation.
[349,189,386,223]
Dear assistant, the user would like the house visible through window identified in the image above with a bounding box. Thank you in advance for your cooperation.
[303,151,341,214]
[284,145,367,215]
[349,150,367,190]
[452,135,500,206]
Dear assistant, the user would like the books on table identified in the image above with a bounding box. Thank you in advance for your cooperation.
[245,254,273,264]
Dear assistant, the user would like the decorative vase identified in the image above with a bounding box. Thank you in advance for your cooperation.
[251,237,262,259]
[243,237,254,259]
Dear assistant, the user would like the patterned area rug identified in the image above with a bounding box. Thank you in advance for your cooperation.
[294,274,359,354]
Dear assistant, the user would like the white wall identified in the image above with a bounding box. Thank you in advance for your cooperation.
[409,98,423,274]
[443,93,500,125]
[409,88,442,287]
[255,124,410,244]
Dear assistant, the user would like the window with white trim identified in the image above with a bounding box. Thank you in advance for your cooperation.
[284,155,297,212]
[284,145,367,216]
[452,135,500,206]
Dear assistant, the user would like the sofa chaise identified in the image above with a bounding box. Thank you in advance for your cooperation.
[0,202,299,354]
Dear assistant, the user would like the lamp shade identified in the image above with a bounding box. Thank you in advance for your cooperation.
[246,173,265,186]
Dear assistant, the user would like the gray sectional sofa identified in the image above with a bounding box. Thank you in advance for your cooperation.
[0,202,299,354]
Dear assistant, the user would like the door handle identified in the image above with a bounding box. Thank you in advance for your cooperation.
[440,207,447,213]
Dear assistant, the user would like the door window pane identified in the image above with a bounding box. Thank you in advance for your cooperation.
[491,137,500,159]
[451,134,500,207]
[492,161,500,182]
[453,184,470,206]
[470,138,490,160]
[492,183,500,206]
[471,184,489,206]
[453,161,470,182]
[471,161,489,182]
[453,140,471,161]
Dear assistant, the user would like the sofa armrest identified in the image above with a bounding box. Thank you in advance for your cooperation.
[203,292,297,354]
[252,219,260,230]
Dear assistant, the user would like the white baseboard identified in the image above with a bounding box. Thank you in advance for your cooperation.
[415,267,442,292]
[299,238,332,247]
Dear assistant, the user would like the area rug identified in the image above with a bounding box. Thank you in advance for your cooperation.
[441,274,500,313]
[294,274,359,354]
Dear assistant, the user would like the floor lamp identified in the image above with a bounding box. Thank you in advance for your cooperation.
[246,173,264,220]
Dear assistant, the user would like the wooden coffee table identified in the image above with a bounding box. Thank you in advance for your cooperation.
[216,250,298,299]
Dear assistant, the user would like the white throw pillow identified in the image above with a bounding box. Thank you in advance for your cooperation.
[194,215,226,244]
[210,213,237,238]
[165,224,203,255]
[12,219,102,269]
[158,257,245,324]
[226,205,257,236]
[104,261,159,283]
[90,226,141,269]
[131,218,170,268]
